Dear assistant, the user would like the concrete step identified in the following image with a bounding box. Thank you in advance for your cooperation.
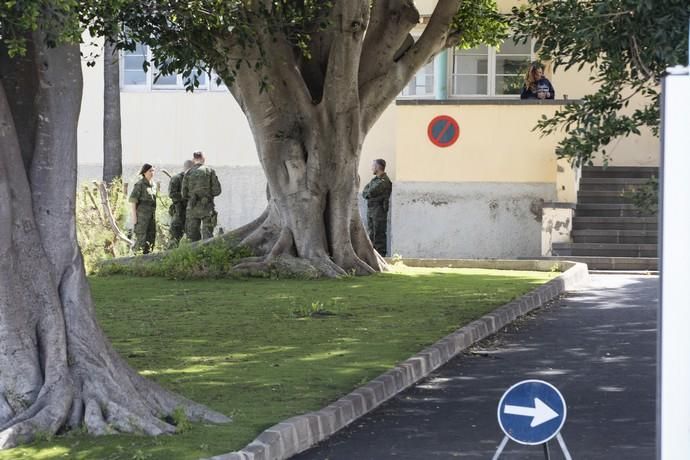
[581,166,659,179]
[577,190,636,205]
[578,177,651,192]
[576,203,654,218]
[552,242,658,258]
[572,217,657,231]
[572,229,658,244]
[537,256,658,271]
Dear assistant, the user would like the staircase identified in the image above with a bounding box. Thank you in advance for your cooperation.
[551,166,659,271]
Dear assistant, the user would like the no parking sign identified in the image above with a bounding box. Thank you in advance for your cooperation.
[427,115,460,148]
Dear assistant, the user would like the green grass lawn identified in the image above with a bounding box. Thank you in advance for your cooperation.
[2,266,556,460]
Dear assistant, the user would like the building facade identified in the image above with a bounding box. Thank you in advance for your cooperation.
[76,0,659,258]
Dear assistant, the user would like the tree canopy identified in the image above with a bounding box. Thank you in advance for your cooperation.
[109,0,509,278]
[118,0,508,95]
[513,0,690,166]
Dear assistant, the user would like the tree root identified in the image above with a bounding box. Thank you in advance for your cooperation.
[100,202,388,279]
[0,360,230,448]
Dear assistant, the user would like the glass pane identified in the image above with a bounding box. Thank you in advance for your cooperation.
[496,39,531,55]
[153,72,177,86]
[212,72,227,89]
[124,55,145,71]
[123,43,147,57]
[454,54,488,74]
[452,75,488,95]
[401,61,434,96]
[195,70,207,86]
[496,56,531,75]
[123,43,147,83]
[123,70,146,85]
[424,74,434,93]
[496,75,524,95]
[152,59,176,86]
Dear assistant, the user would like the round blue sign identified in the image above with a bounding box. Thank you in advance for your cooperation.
[427,115,460,147]
[497,380,566,445]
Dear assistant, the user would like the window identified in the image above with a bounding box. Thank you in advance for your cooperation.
[401,60,435,98]
[451,39,532,97]
[210,71,227,91]
[121,44,225,92]
[151,59,179,89]
[451,45,489,96]
[122,43,148,86]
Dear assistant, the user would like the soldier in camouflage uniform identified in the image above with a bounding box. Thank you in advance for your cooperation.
[182,151,222,241]
[129,163,157,254]
[363,158,393,256]
[168,159,194,246]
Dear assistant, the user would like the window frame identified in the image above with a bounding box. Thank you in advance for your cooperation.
[399,59,436,99]
[450,40,534,99]
[120,43,151,92]
[120,45,224,93]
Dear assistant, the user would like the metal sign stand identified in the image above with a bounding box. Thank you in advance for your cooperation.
[492,432,572,460]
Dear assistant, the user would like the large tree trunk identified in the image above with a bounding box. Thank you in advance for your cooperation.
[232,132,383,278]
[0,35,228,449]
[103,39,123,183]
[223,2,387,278]
[218,1,459,278]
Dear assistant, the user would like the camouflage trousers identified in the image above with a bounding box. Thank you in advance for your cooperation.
[186,213,215,242]
[169,202,186,245]
[366,206,388,256]
[134,208,156,254]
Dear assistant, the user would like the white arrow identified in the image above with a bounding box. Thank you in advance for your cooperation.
[504,398,559,427]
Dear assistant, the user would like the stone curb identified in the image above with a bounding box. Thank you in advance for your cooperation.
[207,261,590,460]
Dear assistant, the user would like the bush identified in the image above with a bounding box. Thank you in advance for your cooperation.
[76,179,131,273]
[96,238,253,279]
[77,178,176,273]
[629,176,658,216]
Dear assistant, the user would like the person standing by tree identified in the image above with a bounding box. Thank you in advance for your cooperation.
[520,62,555,100]
[129,163,157,253]
[182,151,222,241]
[168,159,194,246]
[363,159,393,256]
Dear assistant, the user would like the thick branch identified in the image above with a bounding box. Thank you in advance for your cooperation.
[97,181,134,247]
[359,0,420,89]
[322,0,370,113]
[225,28,315,147]
[360,0,460,132]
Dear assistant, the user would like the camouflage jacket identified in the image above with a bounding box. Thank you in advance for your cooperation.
[168,171,186,204]
[363,173,392,210]
[129,178,157,211]
[181,164,222,218]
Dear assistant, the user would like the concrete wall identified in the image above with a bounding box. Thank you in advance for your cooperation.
[395,102,569,183]
[76,0,659,259]
[391,182,555,258]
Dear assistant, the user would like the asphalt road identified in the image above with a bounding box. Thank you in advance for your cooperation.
[293,274,658,459]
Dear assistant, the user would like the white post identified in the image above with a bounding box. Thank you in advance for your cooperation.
[658,66,690,459]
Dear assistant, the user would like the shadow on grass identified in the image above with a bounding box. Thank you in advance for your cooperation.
[0,267,556,460]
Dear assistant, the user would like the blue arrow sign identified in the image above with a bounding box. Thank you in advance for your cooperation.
[497,380,566,445]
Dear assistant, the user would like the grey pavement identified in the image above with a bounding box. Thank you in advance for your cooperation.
[293,274,658,459]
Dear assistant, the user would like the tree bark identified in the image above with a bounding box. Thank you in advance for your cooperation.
[221,2,383,278]
[103,39,123,183]
[0,34,228,449]
[221,0,455,278]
